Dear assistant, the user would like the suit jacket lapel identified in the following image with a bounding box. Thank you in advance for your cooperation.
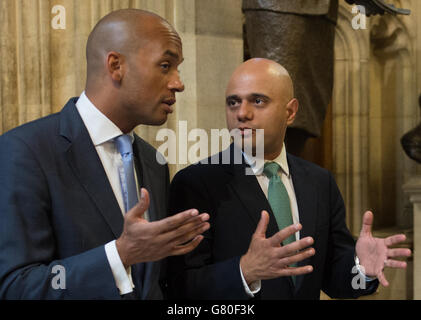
[59,98,123,239]
[228,162,280,238]
[224,145,279,237]
[133,136,163,299]
[226,145,294,292]
[287,154,317,291]
[133,138,160,222]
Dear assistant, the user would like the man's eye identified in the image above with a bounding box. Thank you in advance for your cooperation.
[255,98,264,105]
[161,63,170,70]
[227,100,239,107]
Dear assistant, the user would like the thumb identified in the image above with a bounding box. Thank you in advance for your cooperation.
[360,211,373,237]
[126,188,150,222]
[254,210,269,239]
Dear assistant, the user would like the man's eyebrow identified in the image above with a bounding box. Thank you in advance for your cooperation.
[163,50,184,63]
[226,95,241,102]
[226,93,270,102]
[249,93,270,100]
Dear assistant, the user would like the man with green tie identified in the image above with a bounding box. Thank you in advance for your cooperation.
[166,58,411,299]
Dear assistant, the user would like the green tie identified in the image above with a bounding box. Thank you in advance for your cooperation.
[264,162,297,284]
[263,162,295,245]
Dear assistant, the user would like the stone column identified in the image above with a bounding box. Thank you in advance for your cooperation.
[159,0,244,177]
[332,3,371,235]
[403,177,421,299]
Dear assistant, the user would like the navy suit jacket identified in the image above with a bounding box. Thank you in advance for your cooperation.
[167,146,378,299]
[0,98,170,299]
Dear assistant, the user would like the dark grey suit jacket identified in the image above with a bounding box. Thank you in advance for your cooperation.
[0,98,170,299]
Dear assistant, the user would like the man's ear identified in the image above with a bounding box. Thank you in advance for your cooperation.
[106,51,125,82]
[286,98,299,125]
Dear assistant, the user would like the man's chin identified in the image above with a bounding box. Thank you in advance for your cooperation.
[233,138,256,154]
[143,114,169,126]
[155,116,168,126]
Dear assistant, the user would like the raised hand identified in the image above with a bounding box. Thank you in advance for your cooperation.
[356,211,411,286]
[240,210,315,285]
[116,188,210,268]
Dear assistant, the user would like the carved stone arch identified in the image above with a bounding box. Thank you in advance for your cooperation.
[332,3,371,235]
[332,0,417,233]
[369,2,417,229]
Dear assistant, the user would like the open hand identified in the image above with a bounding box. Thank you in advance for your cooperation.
[356,211,411,286]
[116,188,210,268]
[240,210,315,285]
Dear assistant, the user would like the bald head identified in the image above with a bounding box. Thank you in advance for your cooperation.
[86,9,179,81]
[225,58,299,160]
[227,58,294,103]
[83,8,184,133]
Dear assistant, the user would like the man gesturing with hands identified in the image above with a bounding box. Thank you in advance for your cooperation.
[0,9,209,299]
[240,211,314,285]
[117,188,209,269]
[167,58,410,300]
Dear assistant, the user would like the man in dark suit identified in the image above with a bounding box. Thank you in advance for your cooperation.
[0,9,209,299]
[167,58,411,299]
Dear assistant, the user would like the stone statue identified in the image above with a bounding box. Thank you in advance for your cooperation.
[401,95,421,164]
[242,0,410,156]
[344,0,410,15]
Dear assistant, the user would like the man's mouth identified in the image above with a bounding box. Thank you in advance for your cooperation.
[162,98,176,113]
[162,98,176,106]
[238,127,254,136]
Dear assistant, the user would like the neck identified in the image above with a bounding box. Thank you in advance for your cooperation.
[264,151,281,161]
[264,144,283,161]
[85,88,135,134]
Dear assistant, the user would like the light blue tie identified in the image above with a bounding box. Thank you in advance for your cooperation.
[115,134,138,212]
[115,134,145,295]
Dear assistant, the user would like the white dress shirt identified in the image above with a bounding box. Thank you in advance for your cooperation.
[75,91,139,295]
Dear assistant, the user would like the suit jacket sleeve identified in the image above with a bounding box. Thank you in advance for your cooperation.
[321,171,379,298]
[166,168,250,300]
[0,133,121,299]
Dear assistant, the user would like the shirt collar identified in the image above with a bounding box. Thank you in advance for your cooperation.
[75,91,134,146]
[243,143,290,177]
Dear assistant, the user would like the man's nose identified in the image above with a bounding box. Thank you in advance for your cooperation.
[237,101,253,121]
[168,74,185,92]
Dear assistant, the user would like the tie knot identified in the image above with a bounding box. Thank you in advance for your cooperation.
[115,134,133,157]
[263,162,281,178]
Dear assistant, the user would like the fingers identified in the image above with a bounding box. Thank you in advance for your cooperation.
[378,255,409,287]
[385,234,407,247]
[151,209,210,248]
[384,259,407,269]
[277,265,314,277]
[387,248,411,258]
[126,188,150,222]
[170,235,204,256]
[167,217,210,246]
[278,247,316,267]
[377,272,389,287]
[359,211,373,237]
[278,237,314,258]
[269,223,302,247]
[254,211,269,238]
[154,208,204,233]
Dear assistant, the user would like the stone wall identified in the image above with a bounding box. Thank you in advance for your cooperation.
[329,0,419,300]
